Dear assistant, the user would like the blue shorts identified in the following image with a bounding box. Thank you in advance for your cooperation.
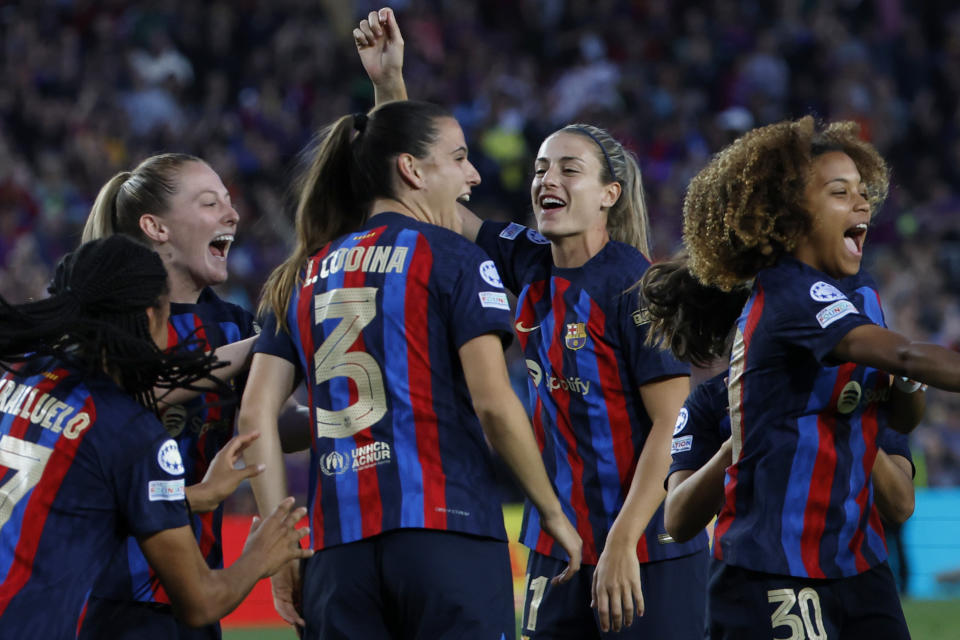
[78,597,219,640]
[708,560,909,639]
[520,547,708,639]
[300,529,515,640]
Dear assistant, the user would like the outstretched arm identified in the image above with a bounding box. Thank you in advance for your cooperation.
[155,336,257,408]
[459,333,582,584]
[354,7,407,104]
[139,498,311,627]
[591,375,689,633]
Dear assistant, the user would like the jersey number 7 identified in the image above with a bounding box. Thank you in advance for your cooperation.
[0,434,53,530]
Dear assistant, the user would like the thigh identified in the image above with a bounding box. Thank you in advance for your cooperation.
[520,550,599,640]
[299,539,392,640]
[606,547,709,640]
[381,529,516,640]
[708,563,842,640]
[840,563,910,639]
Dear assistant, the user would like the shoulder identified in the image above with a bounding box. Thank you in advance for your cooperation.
[196,288,255,324]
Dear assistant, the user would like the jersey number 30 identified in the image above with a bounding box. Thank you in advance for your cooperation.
[0,434,53,530]
[312,287,387,439]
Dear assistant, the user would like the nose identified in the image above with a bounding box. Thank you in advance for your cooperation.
[466,159,481,186]
[854,191,870,214]
[540,164,561,187]
[224,203,240,225]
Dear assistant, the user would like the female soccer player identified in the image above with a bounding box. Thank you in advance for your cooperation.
[676,116,960,638]
[355,10,705,638]
[238,99,581,639]
[79,153,276,640]
[0,235,312,638]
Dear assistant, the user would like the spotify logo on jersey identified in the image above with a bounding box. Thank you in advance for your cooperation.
[836,381,862,415]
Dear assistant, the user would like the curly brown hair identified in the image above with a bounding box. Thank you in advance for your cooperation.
[683,116,889,290]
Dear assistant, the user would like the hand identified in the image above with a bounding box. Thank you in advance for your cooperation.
[540,509,582,584]
[189,432,266,513]
[271,558,306,630]
[591,541,644,632]
[354,7,404,88]
[243,496,312,580]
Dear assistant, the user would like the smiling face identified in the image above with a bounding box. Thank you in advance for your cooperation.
[418,116,481,230]
[792,151,871,279]
[531,131,620,243]
[153,161,238,298]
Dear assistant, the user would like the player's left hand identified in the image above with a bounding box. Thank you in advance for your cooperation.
[591,541,644,632]
[190,431,266,512]
[354,7,404,87]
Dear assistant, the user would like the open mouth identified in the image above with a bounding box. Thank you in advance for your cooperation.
[539,195,566,211]
[457,193,471,203]
[209,233,234,260]
[843,223,867,256]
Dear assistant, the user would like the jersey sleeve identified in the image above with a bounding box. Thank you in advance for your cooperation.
[441,238,516,349]
[877,425,915,477]
[766,271,875,363]
[253,311,300,365]
[668,374,729,479]
[475,220,551,295]
[109,413,191,538]
[621,285,690,386]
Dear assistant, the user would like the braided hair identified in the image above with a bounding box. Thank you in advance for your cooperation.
[0,235,225,414]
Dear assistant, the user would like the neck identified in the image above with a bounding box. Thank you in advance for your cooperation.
[549,227,610,268]
[166,271,203,304]
[370,197,447,229]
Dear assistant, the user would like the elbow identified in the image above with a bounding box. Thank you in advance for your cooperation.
[663,498,698,544]
[889,496,915,526]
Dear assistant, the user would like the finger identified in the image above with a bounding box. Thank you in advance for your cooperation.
[357,21,375,44]
[381,7,402,43]
[241,463,267,480]
[621,590,635,629]
[608,590,623,632]
[635,589,645,618]
[277,601,305,628]
[594,589,610,632]
[249,515,261,534]
[367,11,381,37]
[353,27,371,48]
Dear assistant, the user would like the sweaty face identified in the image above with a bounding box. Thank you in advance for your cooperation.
[418,117,481,230]
[793,151,871,279]
[157,161,238,295]
[531,131,619,242]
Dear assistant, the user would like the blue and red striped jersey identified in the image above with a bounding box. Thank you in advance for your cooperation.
[254,212,515,549]
[0,359,189,637]
[89,288,255,605]
[477,221,697,565]
[718,257,894,578]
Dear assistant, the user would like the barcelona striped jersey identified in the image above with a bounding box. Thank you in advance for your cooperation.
[88,288,255,608]
[476,221,699,565]
[255,212,515,549]
[0,359,188,637]
[718,258,897,577]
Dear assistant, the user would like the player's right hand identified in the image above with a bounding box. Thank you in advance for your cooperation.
[354,7,404,86]
[540,510,582,584]
[271,558,306,631]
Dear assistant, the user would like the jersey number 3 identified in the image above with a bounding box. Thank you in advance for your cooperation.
[0,434,53,529]
[312,287,387,438]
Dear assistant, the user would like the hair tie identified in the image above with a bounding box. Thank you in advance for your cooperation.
[353,112,368,134]
[573,126,617,180]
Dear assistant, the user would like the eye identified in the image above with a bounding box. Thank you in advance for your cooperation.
[534,168,546,176]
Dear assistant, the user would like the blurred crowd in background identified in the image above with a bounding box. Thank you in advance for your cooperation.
[3,0,960,492]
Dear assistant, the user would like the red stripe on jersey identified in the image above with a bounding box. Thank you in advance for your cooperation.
[801,363,854,578]
[298,252,326,548]
[405,236,446,529]
[344,232,383,539]
[714,287,765,558]
[852,400,882,571]
[546,279,597,563]
[0,392,96,614]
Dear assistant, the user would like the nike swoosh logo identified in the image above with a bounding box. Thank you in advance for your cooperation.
[515,321,540,333]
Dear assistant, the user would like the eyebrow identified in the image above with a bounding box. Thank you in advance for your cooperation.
[195,189,231,200]
[449,145,468,155]
[824,177,863,188]
[535,155,587,164]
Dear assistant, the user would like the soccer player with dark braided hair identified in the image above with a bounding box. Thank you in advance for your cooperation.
[0,235,312,638]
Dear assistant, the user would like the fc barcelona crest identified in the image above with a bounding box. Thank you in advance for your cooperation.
[565,322,587,350]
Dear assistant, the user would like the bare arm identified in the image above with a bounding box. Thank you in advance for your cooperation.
[591,375,689,633]
[459,333,581,583]
[664,437,732,543]
[138,499,311,627]
[872,451,915,525]
[156,336,257,408]
[354,7,407,104]
[278,397,312,453]
[886,376,926,434]
[832,324,960,408]
[184,432,265,513]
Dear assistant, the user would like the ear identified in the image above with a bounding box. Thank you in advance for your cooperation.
[601,181,622,209]
[139,214,169,243]
[395,153,425,190]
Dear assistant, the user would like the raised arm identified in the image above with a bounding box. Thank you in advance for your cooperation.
[591,375,689,633]
[155,335,256,409]
[138,498,311,627]
[459,333,582,584]
[354,7,407,104]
